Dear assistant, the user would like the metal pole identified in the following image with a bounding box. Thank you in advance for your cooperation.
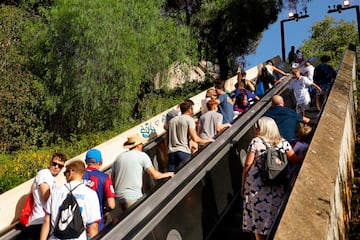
[281,20,286,61]
[280,15,309,62]
[355,5,360,43]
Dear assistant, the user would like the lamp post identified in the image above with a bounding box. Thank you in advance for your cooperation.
[280,13,309,61]
[328,2,360,42]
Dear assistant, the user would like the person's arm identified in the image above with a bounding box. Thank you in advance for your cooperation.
[303,116,317,125]
[104,176,116,210]
[241,152,255,198]
[40,214,50,240]
[87,222,99,239]
[39,183,51,202]
[106,197,116,211]
[246,80,255,92]
[189,127,214,145]
[216,122,231,134]
[146,166,175,179]
[273,66,289,76]
[286,148,304,164]
[197,123,203,137]
[311,82,322,92]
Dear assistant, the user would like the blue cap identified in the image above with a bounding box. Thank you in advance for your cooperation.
[85,149,102,163]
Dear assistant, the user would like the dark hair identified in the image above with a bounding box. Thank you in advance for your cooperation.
[266,60,273,65]
[320,55,331,63]
[184,98,194,106]
[215,81,225,90]
[52,152,67,163]
[180,100,193,113]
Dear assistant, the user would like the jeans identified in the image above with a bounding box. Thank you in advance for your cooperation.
[168,151,191,171]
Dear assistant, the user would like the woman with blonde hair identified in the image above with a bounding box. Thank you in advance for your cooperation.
[241,116,303,240]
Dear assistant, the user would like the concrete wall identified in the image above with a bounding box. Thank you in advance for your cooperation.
[275,49,356,239]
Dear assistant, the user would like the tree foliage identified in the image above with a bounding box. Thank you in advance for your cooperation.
[0,0,314,151]
[22,0,196,138]
[0,5,47,152]
[164,0,283,78]
[300,16,358,67]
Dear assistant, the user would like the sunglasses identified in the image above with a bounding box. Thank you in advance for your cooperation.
[51,161,64,169]
[63,169,74,176]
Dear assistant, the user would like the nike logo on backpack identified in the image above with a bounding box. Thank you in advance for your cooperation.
[58,204,77,231]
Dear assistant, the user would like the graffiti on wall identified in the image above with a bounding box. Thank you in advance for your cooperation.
[139,114,167,139]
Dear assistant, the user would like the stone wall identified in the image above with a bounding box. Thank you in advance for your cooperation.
[274,49,356,240]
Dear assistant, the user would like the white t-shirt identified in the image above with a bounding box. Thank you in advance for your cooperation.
[265,65,274,75]
[289,76,312,104]
[301,65,315,81]
[45,180,101,240]
[28,168,56,226]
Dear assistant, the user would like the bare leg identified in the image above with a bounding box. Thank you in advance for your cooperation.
[315,95,322,111]
[255,233,267,240]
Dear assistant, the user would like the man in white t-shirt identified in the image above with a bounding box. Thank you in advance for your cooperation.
[17,153,67,240]
[40,159,102,240]
[289,68,321,116]
[301,60,315,81]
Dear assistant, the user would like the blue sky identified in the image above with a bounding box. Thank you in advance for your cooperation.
[244,0,359,68]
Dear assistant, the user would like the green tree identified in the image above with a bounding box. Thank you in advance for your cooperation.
[300,16,358,67]
[163,0,317,78]
[164,0,283,79]
[0,5,47,152]
[23,0,196,138]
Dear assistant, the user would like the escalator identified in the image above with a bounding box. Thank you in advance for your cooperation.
[0,74,292,240]
[94,78,292,240]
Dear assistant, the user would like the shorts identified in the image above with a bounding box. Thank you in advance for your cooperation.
[316,83,332,95]
[296,102,310,114]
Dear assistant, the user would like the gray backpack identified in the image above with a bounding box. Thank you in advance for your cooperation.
[260,138,288,185]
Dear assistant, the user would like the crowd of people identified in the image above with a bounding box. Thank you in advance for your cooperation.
[241,54,336,240]
[16,55,336,240]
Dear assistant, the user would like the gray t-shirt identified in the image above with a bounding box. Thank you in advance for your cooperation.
[198,111,223,138]
[167,114,195,154]
[112,150,153,202]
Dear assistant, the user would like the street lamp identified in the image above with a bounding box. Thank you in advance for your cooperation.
[280,12,309,61]
[328,1,360,42]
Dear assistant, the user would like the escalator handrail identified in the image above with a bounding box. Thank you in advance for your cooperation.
[101,77,292,240]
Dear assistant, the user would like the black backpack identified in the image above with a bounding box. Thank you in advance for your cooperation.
[54,183,85,239]
[260,138,288,185]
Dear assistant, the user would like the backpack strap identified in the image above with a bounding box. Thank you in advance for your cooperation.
[258,137,270,148]
[64,183,82,193]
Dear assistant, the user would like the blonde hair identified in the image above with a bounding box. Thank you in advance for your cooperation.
[66,159,85,175]
[206,87,216,97]
[297,124,313,142]
[255,116,283,145]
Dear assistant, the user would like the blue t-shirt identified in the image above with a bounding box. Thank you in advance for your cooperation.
[264,106,303,141]
[217,93,234,124]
